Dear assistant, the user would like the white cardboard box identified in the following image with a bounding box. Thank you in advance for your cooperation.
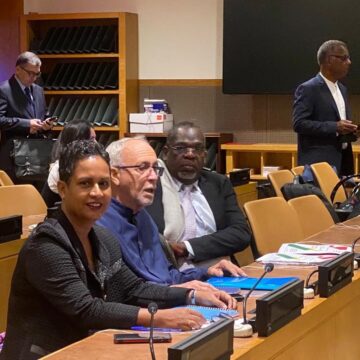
[129,113,173,133]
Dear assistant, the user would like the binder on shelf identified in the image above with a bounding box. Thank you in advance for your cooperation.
[44,27,66,54]
[101,98,118,126]
[67,26,86,54]
[63,98,81,124]
[51,97,66,119]
[104,62,118,89]
[87,97,102,124]
[90,26,108,53]
[82,26,101,53]
[57,98,75,126]
[89,63,107,90]
[37,27,56,54]
[74,26,93,53]
[99,25,117,52]
[73,63,92,90]
[58,63,78,90]
[93,62,113,89]
[93,97,111,126]
[79,62,98,90]
[46,63,68,90]
[73,97,89,120]
[59,26,79,53]
[66,63,82,90]
[47,97,57,116]
[51,27,69,54]
[80,97,96,122]
[43,63,62,90]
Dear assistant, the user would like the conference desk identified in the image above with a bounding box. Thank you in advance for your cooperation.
[0,214,45,331]
[41,217,360,360]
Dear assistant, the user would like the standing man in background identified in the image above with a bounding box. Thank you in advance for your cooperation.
[147,122,251,270]
[293,40,357,176]
[0,51,52,182]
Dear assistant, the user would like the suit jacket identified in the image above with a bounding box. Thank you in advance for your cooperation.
[0,75,47,181]
[0,213,188,360]
[146,170,251,263]
[293,73,354,175]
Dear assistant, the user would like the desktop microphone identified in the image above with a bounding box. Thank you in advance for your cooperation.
[148,302,158,360]
[234,263,274,338]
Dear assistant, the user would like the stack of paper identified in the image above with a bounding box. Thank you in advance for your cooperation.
[257,243,352,265]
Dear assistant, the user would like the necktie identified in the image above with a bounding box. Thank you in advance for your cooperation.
[181,185,197,241]
[24,87,35,116]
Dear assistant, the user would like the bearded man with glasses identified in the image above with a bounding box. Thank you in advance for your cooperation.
[293,40,358,176]
[0,51,53,183]
[146,121,251,271]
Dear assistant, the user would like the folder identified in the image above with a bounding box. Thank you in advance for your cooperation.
[87,97,102,124]
[46,63,68,90]
[93,97,111,126]
[95,62,113,90]
[51,97,66,119]
[37,27,56,54]
[67,26,86,54]
[59,26,79,54]
[90,26,108,53]
[43,63,63,90]
[73,63,92,90]
[47,96,57,116]
[58,63,78,90]
[82,26,101,53]
[44,27,66,54]
[57,98,75,126]
[74,26,93,53]
[51,27,70,54]
[63,98,81,124]
[104,62,118,89]
[65,63,82,90]
[72,97,89,121]
[89,62,108,90]
[207,276,299,291]
[78,62,98,90]
[101,97,118,126]
[80,97,96,121]
[99,25,117,53]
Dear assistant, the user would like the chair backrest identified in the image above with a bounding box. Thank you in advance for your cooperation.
[243,197,304,256]
[288,195,335,238]
[291,165,304,176]
[0,170,14,186]
[267,169,294,198]
[0,184,47,217]
[310,162,346,203]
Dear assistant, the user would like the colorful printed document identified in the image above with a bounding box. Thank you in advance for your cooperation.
[257,243,352,265]
[207,276,298,291]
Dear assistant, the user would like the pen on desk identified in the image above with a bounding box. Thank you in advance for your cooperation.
[131,326,182,332]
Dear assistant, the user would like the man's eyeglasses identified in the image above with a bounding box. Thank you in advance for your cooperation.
[115,163,164,176]
[169,144,206,155]
[329,54,351,62]
[20,67,41,78]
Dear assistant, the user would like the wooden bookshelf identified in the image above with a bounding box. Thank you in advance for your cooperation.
[20,12,139,138]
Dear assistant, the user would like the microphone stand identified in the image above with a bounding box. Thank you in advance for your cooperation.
[148,302,158,360]
[234,263,274,338]
[351,235,360,269]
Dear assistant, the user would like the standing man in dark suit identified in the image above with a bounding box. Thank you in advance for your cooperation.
[0,51,53,182]
[146,122,251,270]
[293,40,358,175]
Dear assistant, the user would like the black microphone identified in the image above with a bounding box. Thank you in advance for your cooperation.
[242,263,274,324]
[148,302,158,360]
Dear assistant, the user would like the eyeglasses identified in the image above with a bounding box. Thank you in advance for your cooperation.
[329,54,351,62]
[169,144,206,155]
[20,66,41,78]
[115,163,164,176]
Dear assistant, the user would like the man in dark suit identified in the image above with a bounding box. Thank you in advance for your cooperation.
[146,122,251,270]
[293,40,358,175]
[0,51,53,182]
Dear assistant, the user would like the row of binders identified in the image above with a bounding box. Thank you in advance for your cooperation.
[32,25,117,54]
[43,62,118,90]
[48,96,118,126]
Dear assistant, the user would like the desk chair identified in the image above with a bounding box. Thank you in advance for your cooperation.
[0,184,46,217]
[288,195,335,238]
[291,165,304,176]
[267,169,294,198]
[310,162,347,204]
[0,170,14,186]
[243,197,304,256]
